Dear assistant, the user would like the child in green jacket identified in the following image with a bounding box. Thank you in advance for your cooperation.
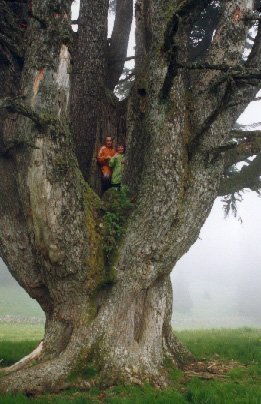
[109,143,125,188]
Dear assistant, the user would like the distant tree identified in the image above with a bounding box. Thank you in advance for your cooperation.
[0,0,261,394]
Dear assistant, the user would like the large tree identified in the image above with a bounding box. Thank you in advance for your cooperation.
[0,0,261,394]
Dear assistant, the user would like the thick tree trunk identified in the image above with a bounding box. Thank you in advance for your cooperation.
[0,0,260,395]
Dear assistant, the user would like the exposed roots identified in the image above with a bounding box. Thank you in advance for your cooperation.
[163,324,195,367]
[0,327,86,395]
[0,341,44,375]
[0,358,171,395]
[0,354,74,395]
[0,334,191,396]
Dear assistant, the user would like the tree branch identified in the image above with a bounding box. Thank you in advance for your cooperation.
[219,153,261,196]
[178,62,261,76]
[0,139,40,157]
[0,0,25,65]
[191,77,233,149]
[0,98,54,127]
[158,0,212,100]
[232,130,261,138]
[0,32,23,62]
[118,71,135,84]
[106,0,133,91]
[245,13,261,21]
[194,1,256,93]
[189,5,261,152]
[173,0,212,17]
[246,19,261,68]
[222,136,261,170]
[125,56,135,62]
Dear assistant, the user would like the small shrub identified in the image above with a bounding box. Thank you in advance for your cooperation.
[103,186,134,255]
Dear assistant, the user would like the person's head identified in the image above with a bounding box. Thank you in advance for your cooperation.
[105,136,113,148]
[117,143,125,154]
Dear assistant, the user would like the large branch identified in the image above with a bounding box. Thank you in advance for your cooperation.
[106,0,133,91]
[71,0,110,184]
[215,15,261,120]
[158,0,212,101]
[188,4,261,152]
[0,0,25,63]
[246,14,261,67]
[173,0,212,17]
[192,1,257,102]
[219,153,261,195]
[222,136,261,169]
[200,0,254,78]
[232,130,261,138]
[0,32,23,62]
[0,97,54,127]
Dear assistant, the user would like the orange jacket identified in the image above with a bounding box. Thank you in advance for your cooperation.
[97,145,116,176]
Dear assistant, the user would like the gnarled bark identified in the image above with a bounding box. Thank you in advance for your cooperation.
[0,0,261,395]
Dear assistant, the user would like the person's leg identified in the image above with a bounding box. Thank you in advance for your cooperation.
[102,173,111,192]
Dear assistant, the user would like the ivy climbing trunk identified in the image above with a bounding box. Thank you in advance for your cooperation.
[0,0,261,395]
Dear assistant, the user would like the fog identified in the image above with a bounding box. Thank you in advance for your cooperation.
[171,192,261,329]
[171,95,261,329]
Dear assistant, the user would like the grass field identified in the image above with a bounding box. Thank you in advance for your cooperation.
[0,324,260,404]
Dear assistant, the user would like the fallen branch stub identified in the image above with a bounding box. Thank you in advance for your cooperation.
[0,97,56,128]
[0,139,40,157]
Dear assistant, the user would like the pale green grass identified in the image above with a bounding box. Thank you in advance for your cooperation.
[0,323,44,342]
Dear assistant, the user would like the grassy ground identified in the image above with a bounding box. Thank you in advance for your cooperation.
[0,326,260,404]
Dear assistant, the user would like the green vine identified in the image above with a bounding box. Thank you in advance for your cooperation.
[103,186,134,256]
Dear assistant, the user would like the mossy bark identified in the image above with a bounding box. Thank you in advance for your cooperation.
[0,0,260,394]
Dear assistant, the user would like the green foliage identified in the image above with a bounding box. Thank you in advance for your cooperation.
[103,186,134,255]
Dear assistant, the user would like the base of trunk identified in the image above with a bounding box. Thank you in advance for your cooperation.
[0,327,194,395]
[0,276,195,395]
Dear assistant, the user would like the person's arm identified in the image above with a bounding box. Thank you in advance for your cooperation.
[109,156,116,167]
[97,147,106,165]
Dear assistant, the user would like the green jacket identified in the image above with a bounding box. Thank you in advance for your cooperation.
[109,154,125,185]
